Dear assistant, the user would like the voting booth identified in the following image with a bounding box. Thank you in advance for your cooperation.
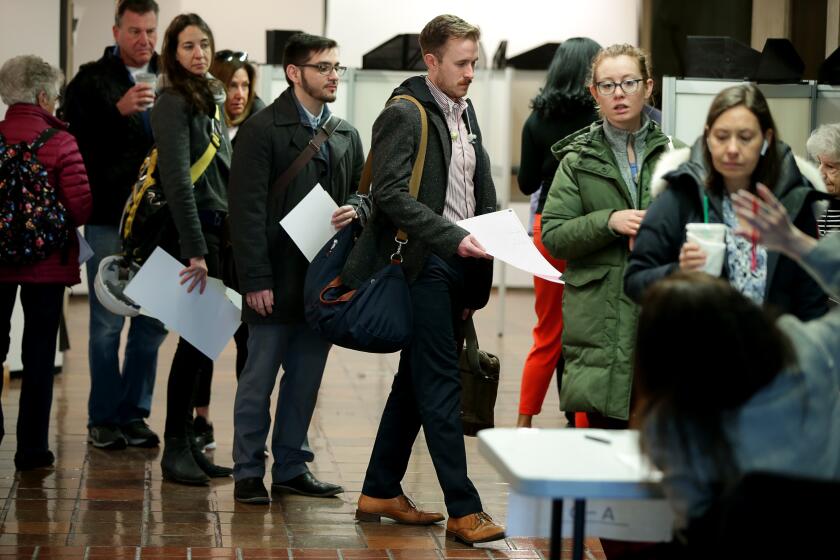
[660,77,840,155]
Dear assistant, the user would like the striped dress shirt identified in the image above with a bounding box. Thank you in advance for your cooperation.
[424,77,476,223]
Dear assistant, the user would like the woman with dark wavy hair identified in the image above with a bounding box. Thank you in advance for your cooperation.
[516,37,601,428]
[152,12,233,484]
[189,50,267,453]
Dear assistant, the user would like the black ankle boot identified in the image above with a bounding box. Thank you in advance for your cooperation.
[161,437,209,485]
[190,439,233,478]
[14,449,55,471]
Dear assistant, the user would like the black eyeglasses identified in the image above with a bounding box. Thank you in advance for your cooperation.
[595,78,644,96]
[215,50,248,62]
[297,62,347,76]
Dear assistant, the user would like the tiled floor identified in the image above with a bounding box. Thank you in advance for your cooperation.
[0,290,605,559]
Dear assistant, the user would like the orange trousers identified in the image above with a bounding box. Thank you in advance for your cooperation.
[517,215,566,415]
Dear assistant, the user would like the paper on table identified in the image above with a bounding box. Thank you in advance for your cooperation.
[279,183,339,262]
[124,247,242,361]
[457,209,563,283]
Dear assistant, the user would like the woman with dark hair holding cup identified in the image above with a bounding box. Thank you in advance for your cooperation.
[625,84,828,320]
[152,12,233,484]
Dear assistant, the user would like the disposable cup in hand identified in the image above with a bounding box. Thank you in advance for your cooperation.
[685,222,726,243]
[134,72,157,109]
[687,232,726,277]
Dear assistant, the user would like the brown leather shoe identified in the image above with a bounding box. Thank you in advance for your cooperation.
[355,494,444,525]
[446,512,505,545]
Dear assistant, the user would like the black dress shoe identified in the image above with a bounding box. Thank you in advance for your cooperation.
[235,477,270,504]
[272,472,343,497]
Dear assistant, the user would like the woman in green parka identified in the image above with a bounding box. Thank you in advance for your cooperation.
[540,44,677,427]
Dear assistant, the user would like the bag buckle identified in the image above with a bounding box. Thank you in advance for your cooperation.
[390,237,407,263]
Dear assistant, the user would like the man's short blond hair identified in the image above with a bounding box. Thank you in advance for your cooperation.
[419,14,480,60]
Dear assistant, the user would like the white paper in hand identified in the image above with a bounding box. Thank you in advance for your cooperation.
[458,209,563,283]
[279,183,339,262]
[124,247,242,361]
[77,229,94,264]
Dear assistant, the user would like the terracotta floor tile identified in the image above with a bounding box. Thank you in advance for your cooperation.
[337,549,390,558]
[365,537,440,550]
[0,293,580,556]
[239,549,291,559]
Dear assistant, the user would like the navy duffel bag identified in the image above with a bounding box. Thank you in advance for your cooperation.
[304,93,429,354]
[303,224,412,353]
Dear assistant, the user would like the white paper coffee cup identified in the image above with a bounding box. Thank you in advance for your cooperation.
[686,232,726,277]
[685,223,726,244]
[134,72,157,109]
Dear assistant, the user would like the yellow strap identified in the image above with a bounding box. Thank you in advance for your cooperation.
[390,95,427,203]
[356,95,428,246]
[190,104,221,184]
[122,105,222,241]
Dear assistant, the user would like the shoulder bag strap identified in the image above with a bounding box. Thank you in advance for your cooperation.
[269,114,342,199]
[30,128,60,151]
[357,94,428,247]
[464,316,482,373]
[189,105,222,185]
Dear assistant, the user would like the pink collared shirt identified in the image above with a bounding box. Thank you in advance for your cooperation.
[425,77,477,223]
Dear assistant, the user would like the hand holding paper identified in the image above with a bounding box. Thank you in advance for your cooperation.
[457,209,563,283]
[124,247,241,361]
[279,184,340,262]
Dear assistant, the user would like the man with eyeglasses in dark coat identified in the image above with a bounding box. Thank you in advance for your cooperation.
[227,32,369,504]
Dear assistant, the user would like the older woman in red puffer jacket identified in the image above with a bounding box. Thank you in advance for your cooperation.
[0,55,91,470]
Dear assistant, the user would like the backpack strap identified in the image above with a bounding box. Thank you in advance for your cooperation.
[189,105,222,185]
[30,128,60,151]
[356,94,428,249]
[269,114,343,199]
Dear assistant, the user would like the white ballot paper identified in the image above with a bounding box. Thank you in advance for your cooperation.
[279,183,339,262]
[77,229,94,264]
[124,247,242,361]
[457,209,563,283]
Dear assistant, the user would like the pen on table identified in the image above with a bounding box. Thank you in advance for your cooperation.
[584,434,611,444]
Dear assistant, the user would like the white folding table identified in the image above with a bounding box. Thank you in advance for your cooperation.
[478,428,669,560]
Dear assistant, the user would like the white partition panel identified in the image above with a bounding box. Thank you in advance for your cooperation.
[662,77,816,157]
[817,86,840,127]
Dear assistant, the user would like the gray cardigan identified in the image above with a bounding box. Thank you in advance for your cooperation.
[150,89,231,259]
[644,233,840,528]
[341,76,496,288]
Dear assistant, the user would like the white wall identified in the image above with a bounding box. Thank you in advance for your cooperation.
[0,0,61,118]
[326,0,640,69]
[71,0,324,77]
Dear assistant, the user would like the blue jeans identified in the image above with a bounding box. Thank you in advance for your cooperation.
[85,224,168,427]
[233,323,331,482]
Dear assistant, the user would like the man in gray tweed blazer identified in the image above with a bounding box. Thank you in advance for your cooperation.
[345,15,505,545]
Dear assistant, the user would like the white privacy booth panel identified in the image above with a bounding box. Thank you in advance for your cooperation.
[817,86,840,127]
[661,78,816,157]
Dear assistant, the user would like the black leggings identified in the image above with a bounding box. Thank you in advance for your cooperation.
[0,283,64,452]
[163,227,221,439]
[192,245,250,409]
